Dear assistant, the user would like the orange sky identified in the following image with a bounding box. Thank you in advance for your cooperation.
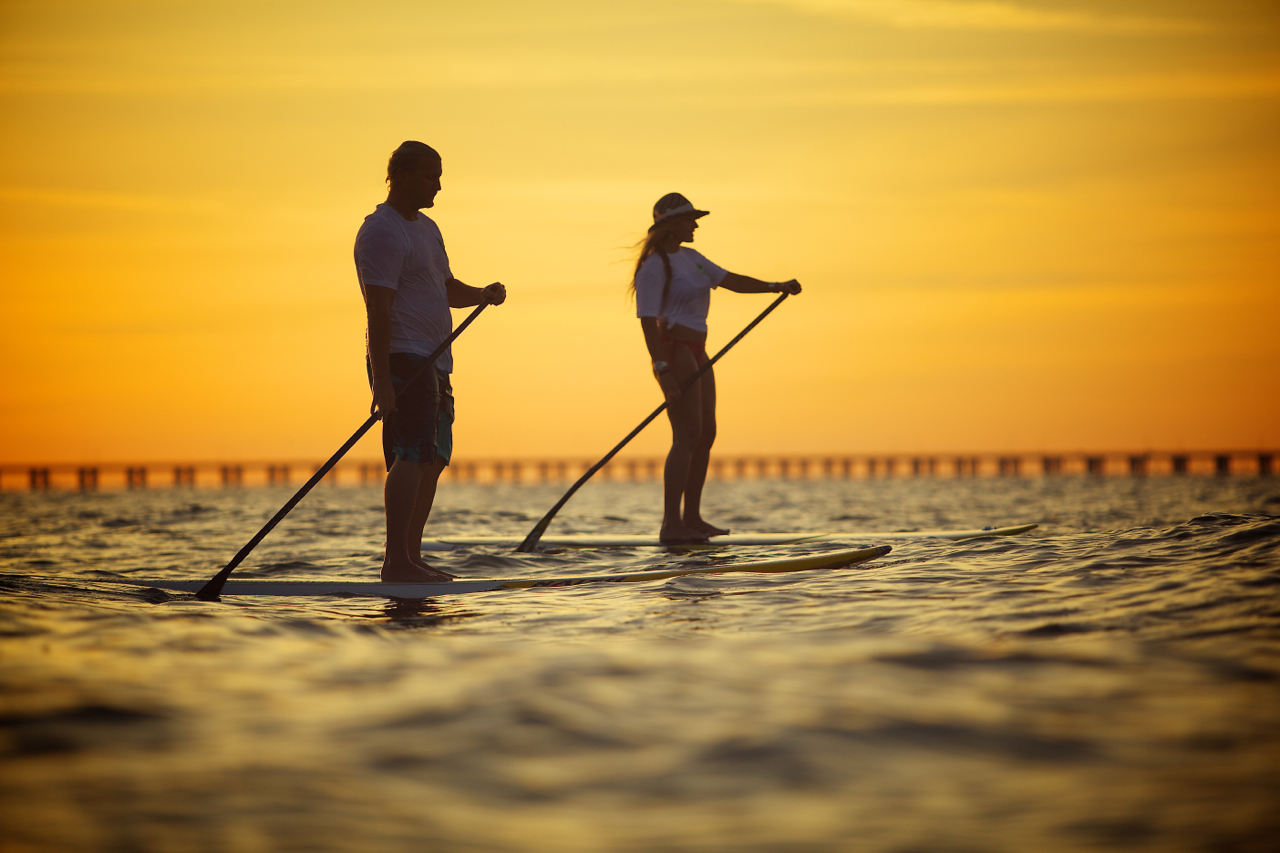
[1,0,1277,462]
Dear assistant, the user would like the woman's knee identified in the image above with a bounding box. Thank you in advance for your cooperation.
[670,431,699,454]
[699,420,717,447]
[669,409,702,443]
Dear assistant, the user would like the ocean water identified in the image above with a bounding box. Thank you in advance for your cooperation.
[2,476,1279,852]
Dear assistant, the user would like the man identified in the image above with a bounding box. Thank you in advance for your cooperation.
[355,141,505,582]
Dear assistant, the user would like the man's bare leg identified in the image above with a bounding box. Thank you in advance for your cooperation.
[407,457,455,577]
[382,458,451,582]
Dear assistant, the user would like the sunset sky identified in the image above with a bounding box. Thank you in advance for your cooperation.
[2,0,1277,463]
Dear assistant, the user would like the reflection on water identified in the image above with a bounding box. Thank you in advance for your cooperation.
[1,478,1279,851]
[378,596,480,627]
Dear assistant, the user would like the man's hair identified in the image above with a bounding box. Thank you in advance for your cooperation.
[386,141,441,184]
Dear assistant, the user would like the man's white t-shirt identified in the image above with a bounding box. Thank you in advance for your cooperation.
[634,247,728,333]
[354,203,454,372]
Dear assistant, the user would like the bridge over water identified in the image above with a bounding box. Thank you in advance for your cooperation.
[2,450,1274,491]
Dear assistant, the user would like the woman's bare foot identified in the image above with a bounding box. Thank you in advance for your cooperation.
[685,518,730,536]
[659,521,711,545]
[382,558,454,583]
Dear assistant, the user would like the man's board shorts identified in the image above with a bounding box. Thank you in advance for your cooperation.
[367,353,454,471]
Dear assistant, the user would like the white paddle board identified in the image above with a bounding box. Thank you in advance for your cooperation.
[421,523,1037,550]
[81,545,892,599]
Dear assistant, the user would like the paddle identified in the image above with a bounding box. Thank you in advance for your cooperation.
[516,291,790,552]
[196,299,493,601]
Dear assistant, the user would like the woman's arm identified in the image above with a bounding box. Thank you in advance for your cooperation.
[639,317,681,403]
[718,273,802,295]
[639,317,668,364]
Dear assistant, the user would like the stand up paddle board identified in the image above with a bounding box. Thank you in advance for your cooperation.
[78,545,892,600]
[421,523,1037,550]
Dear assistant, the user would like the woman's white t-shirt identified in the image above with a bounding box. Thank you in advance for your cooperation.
[634,247,728,333]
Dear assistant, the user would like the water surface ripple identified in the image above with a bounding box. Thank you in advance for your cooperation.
[2,478,1279,852]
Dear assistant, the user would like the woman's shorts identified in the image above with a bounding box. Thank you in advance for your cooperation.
[367,353,454,471]
[664,336,709,366]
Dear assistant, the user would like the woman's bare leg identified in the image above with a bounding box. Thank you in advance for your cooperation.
[682,364,729,536]
[660,346,709,543]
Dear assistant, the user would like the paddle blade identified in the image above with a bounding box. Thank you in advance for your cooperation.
[516,520,552,553]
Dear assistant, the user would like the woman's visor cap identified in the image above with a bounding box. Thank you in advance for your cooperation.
[652,192,710,226]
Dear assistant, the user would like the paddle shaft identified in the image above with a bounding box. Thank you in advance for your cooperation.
[196,300,492,600]
[516,292,790,552]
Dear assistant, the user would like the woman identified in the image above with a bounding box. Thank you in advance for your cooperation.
[632,192,802,544]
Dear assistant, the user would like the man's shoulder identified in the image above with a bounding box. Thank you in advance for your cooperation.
[371,208,442,241]
[359,205,433,253]
[357,204,400,236]
[413,214,443,241]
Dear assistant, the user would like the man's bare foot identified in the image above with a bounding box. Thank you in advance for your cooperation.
[685,518,730,536]
[382,558,454,583]
[659,521,711,545]
[412,555,457,579]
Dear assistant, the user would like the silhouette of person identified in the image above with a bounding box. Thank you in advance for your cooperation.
[632,193,801,544]
[355,141,506,582]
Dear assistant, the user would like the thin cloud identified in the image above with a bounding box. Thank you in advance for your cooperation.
[725,0,1210,32]
[811,72,1280,104]
[0,186,228,214]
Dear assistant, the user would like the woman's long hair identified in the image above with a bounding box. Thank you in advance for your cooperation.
[628,218,682,324]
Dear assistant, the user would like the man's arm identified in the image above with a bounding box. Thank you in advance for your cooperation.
[366,285,398,417]
[718,273,802,295]
[446,278,506,307]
